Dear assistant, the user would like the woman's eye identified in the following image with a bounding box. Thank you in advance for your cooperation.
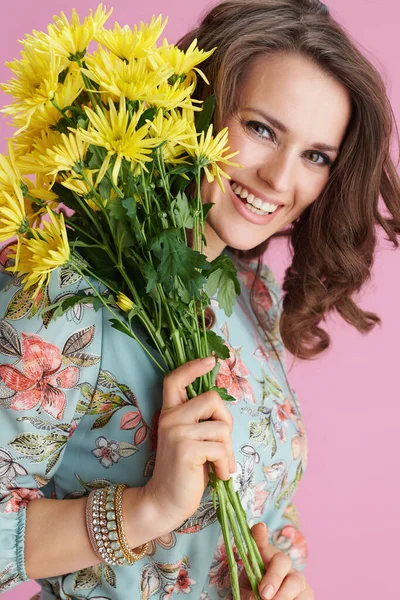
[305,151,333,168]
[245,120,275,141]
[244,120,333,168]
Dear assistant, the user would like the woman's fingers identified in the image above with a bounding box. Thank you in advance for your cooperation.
[249,522,291,599]
[162,356,216,407]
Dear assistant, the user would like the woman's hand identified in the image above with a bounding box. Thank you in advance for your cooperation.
[143,356,236,532]
[239,522,314,600]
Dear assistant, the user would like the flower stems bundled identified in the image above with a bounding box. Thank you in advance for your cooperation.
[0,5,265,597]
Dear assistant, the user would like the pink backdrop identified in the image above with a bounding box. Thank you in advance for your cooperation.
[1,1,398,598]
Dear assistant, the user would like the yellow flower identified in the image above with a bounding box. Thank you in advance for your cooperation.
[0,45,65,128]
[40,132,88,177]
[76,96,161,185]
[8,209,70,296]
[8,65,83,137]
[61,168,115,212]
[16,130,64,180]
[154,37,216,85]
[94,14,168,62]
[180,123,243,191]
[147,109,193,165]
[46,4,112,61]
[116,291,135,313]
[83,48,174,105]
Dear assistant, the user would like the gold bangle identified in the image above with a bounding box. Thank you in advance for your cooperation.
[114,484,150,563]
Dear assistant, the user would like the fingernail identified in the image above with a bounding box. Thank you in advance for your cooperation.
[202,356,215,365]
[261,583,275,600]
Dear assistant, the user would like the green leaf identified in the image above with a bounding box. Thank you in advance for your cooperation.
[98,178,111,202]
[206,330,230,360]
[149,229,210,295]
[205,255,241,317]
[121,197,136,219]
[109,197,126,220]
[172,191,194,229]
[202,202,215,220]
[136,107,157,129]
[195,94,216,134]
[87,144,107,171]
[142,262,158,294]
[211,386,236,403]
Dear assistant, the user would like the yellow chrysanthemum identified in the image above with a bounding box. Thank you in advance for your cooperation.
[116,291,135,313]
[40,132,88,177]
[61,168,117,211]
[94,14,168,62]
[9,65,83,137]
[45,4,112,61]
[146,109,192,165]
[154,38,216,86]
[8,209,70,296]
[16,129,64,179]
[75,96,162,185]
[0,45,65,128]
[83,48,174,105]
[181,123,243,191]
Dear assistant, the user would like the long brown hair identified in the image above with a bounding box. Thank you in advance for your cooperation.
[177,0,400,360]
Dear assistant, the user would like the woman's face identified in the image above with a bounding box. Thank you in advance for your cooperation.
[201,51,352,260]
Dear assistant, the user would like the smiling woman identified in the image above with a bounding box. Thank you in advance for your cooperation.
[0,2,399,600]
[178,0,400,361]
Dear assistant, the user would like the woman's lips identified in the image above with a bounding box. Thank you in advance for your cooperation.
[228,180,284,226]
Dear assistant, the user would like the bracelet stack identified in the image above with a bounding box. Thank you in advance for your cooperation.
[85,483,150,566]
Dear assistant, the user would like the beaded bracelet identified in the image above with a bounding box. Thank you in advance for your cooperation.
[85,484,149,566]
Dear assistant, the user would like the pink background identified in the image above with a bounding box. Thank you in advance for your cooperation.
[1,1,398,598]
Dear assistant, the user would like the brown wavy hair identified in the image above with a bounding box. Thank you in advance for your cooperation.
[177,0,400,360]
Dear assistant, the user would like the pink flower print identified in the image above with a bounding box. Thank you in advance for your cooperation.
[0,333,79,420]
[238,269,273,310]
[291,417,308,469]
[271,525,308,570]
[68,420,78,439]
[173,569,197,595]
[209,536,243,590]
[5,487,44,513]
[275,397,297,423]
[216,342,256,404]
[253,481,270,517]
[91,436,121,468]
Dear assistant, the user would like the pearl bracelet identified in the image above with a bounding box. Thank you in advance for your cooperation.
[85,484,149,566]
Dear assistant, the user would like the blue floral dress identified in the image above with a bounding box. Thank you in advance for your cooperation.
[0,243,308,600]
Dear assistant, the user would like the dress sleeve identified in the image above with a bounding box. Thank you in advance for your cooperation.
[0,259,103,592]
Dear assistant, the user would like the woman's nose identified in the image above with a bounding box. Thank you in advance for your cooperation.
[257,148,296,195]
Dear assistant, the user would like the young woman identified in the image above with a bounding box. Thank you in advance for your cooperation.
[0,1,398,600]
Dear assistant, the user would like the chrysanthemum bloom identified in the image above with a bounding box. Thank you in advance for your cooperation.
[94,14,168,63]
[10,66,83,138]
[83,48,175,105]
[45,5,112,62]
[146,108,193,165]
[76,95,162,185]
[116,292,135,313]
[39,132,89,183]
[0,44,64,129]
[154,37,216,85]
[180,123,243,191]
[8,209,70,299]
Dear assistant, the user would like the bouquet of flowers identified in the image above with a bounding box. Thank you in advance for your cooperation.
[0,6,266,597]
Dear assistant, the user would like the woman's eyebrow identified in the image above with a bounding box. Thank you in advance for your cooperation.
[242,106,339,153]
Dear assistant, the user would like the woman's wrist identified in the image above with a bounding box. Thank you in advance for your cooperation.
[122,485,175,550]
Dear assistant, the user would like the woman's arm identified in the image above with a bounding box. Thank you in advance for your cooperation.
[25,486,168,579]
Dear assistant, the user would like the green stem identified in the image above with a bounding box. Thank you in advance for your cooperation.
[215,479,240,600]
[71,262,167,374]
[77,59,103,112]
[226,478,265,580]
[218,485,261,600]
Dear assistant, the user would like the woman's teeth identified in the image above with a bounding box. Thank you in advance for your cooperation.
[231,181,279,215]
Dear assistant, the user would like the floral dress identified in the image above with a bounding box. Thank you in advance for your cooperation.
[0,244,308,600]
